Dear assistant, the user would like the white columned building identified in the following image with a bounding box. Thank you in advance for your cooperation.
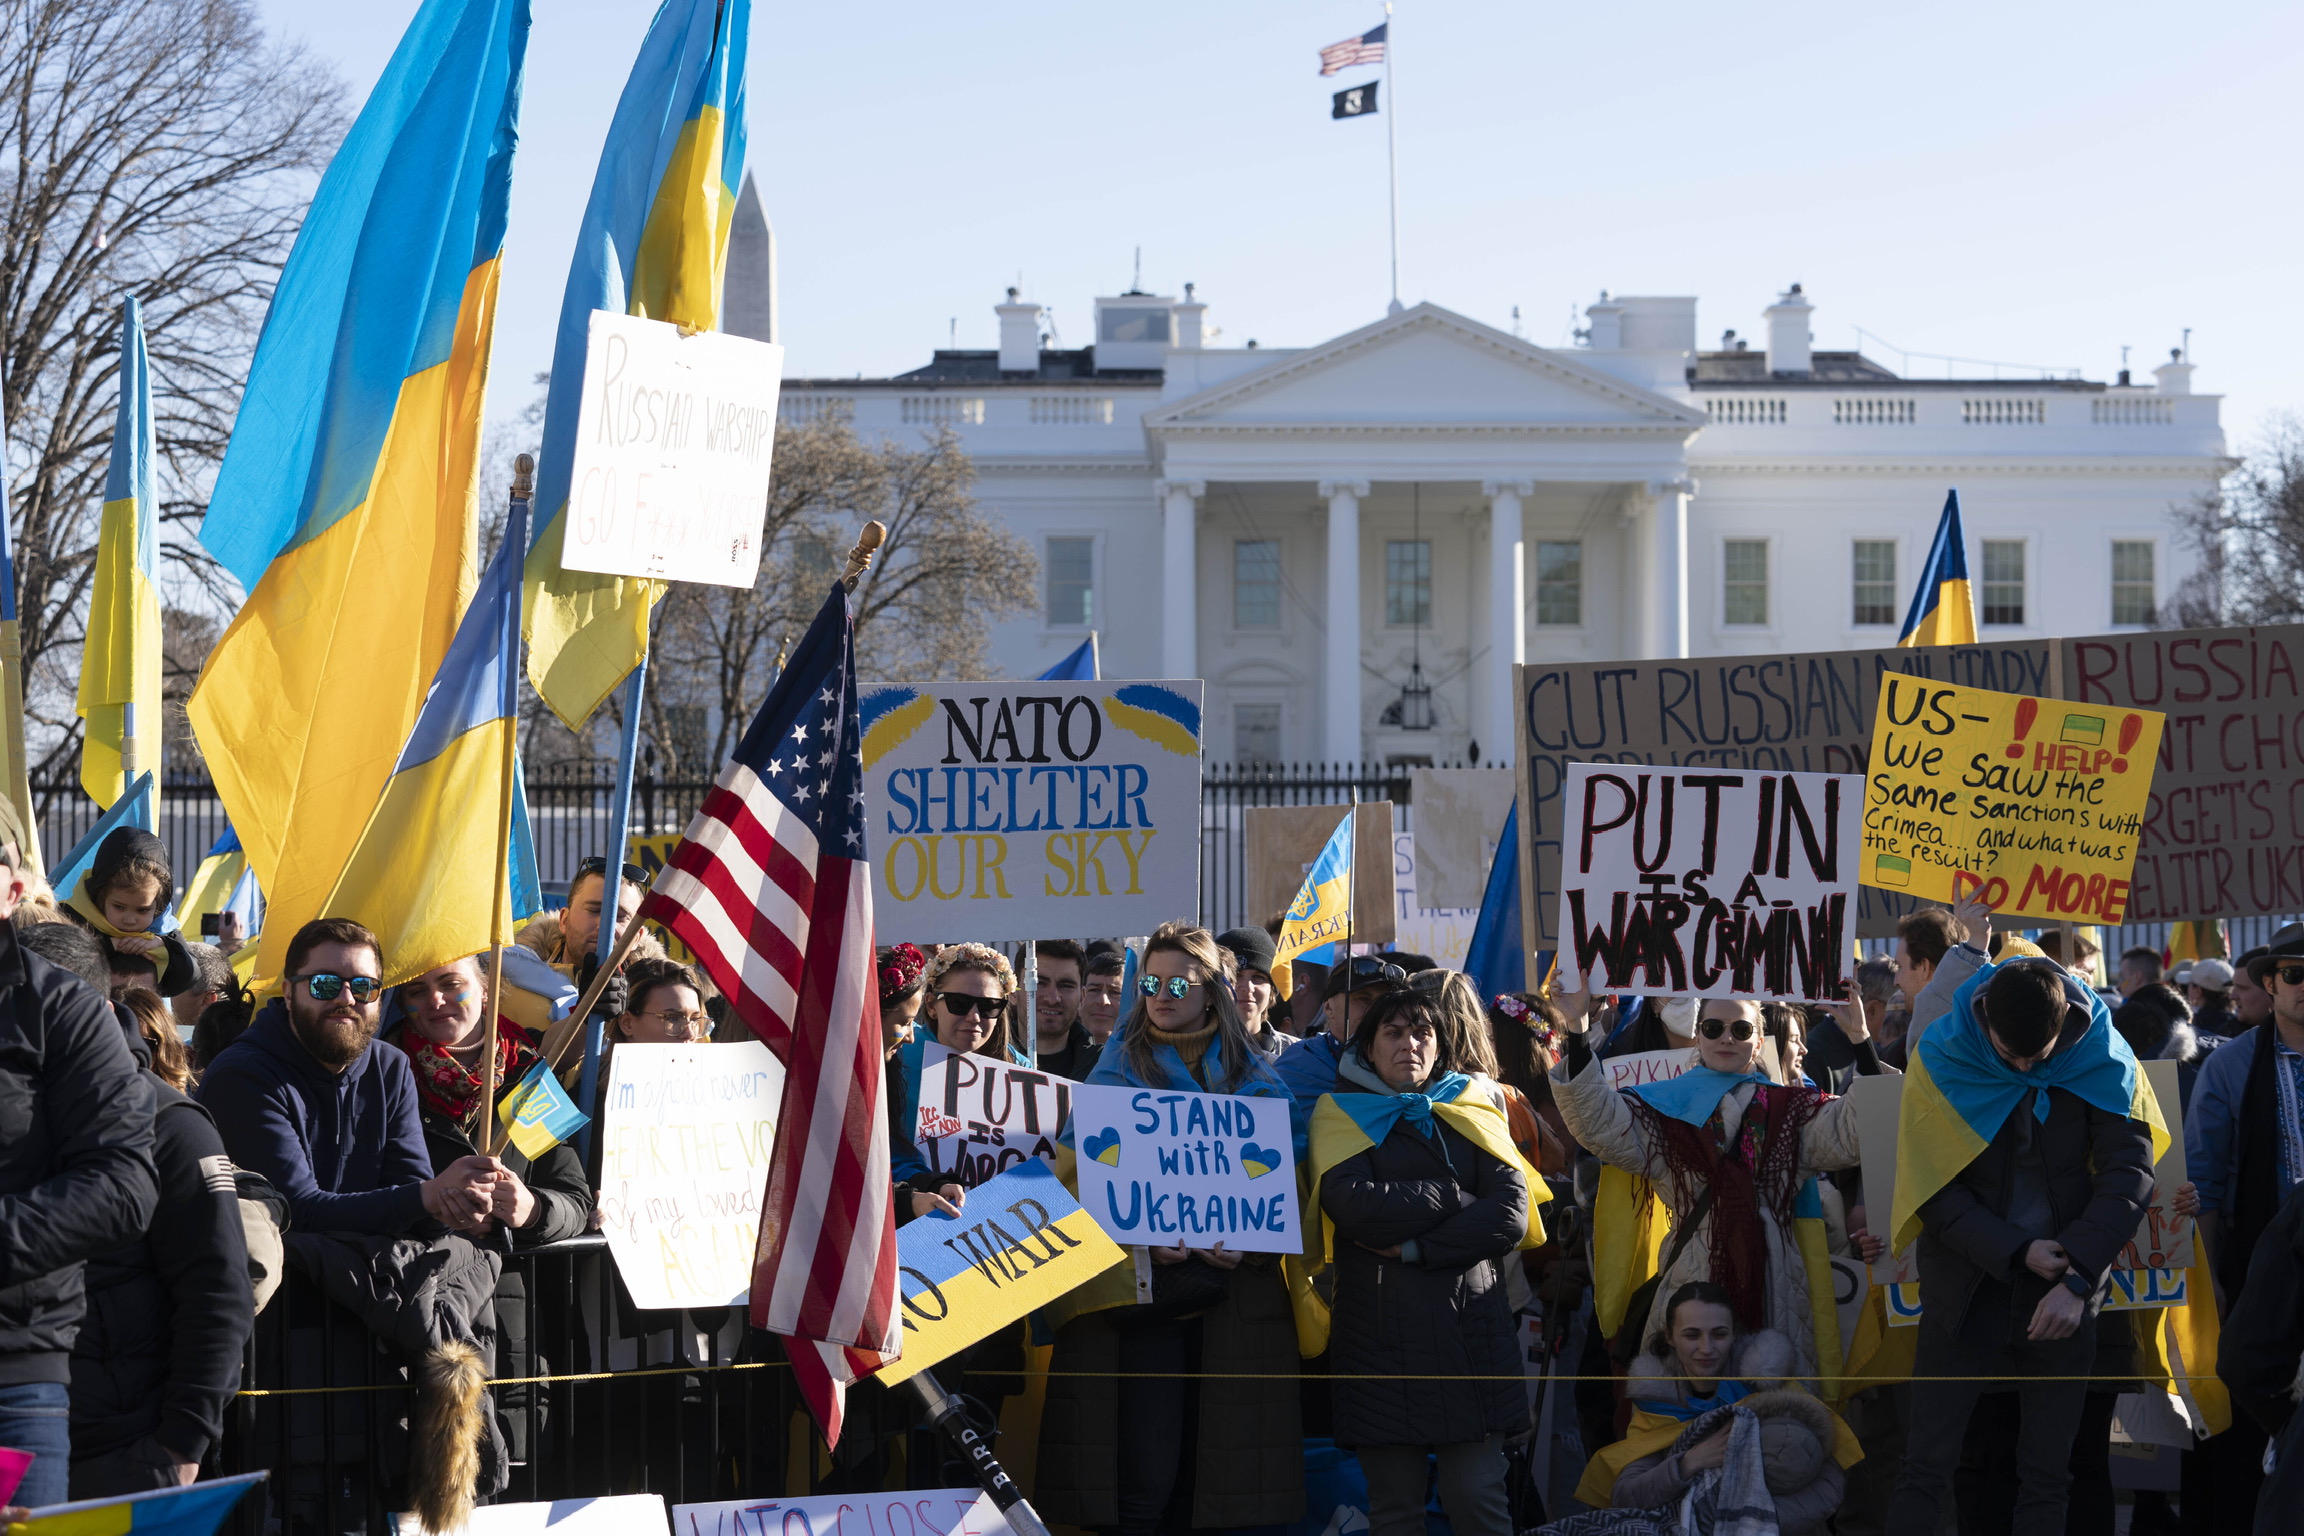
[774,278,2226,767]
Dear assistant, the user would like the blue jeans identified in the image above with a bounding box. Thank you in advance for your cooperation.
[0,1380,73,1509]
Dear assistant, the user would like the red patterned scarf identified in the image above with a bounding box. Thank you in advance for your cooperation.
[1637,1084,1825,1332]
[399,1020,537,1127]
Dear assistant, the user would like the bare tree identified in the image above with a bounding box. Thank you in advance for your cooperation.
[0,0,342,777]
[2164,412,2304,628]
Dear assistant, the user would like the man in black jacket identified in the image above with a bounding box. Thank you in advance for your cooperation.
[0,835,162,1509]
[1886,962,2157,1536]
[2219,1179,2304,1534]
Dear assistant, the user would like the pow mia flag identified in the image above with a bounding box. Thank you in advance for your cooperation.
[1332,80,1379,119]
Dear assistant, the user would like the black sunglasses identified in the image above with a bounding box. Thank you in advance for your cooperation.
[293,973,382,1003]
[1697,1017,1756,1042]
[2273,964,2304,988]
[576,856,651,886]
[1340,958,1409,989]
[936,991,1008,1019]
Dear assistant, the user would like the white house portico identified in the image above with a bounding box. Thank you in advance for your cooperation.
[772,276,2224,767]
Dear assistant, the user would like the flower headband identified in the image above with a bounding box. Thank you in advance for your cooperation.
[1494,992,1562,1054]
[878,943,926,1003]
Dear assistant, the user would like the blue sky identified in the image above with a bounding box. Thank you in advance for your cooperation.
[257,0,2304,449]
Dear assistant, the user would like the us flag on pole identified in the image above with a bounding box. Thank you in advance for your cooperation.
[1318,21,1386,75]
[637,579,897,1445]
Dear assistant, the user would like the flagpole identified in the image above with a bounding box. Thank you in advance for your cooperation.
[1384,0,1400,314]
[577,655,648,1154]
[481,454,534,1157]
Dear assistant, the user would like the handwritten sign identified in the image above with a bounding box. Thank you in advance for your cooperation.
[879,1160,1122,1385]
[1602,1048,1697,1093]
[671,1490,1014,1536]
[1555,765,1862,1001]
[859,680,1203,943]
[1072,1083,1301,1255]
[560,312,782,587]
[1393,831,1478,970]
[2062,624,2304,923]
[406,1496,670,1534]
[597,1041,783,1311]
[913,1042,1074,1189]
[1862,678,2166,922]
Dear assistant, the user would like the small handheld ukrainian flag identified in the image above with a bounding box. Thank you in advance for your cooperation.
[1896,490,1978,648]
[1270,812,1356,1000]
[77,296,162,810]
[498,1057,589,1159]
[8,1469,265,1533]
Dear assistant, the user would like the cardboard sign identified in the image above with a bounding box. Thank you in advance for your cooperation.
[2061,624,2304,923]
[859,680,1203,942]
[597,1041,783,1311]
[672,1489,1014,1536]
[878,1160,1122,1386]
[401,1496,669,1534]
[913,1041,1075,1189]
[1392,831,1478,970]
[1243,803,1397,945]
[1408,768,1516,908]
[1072,1082,1302,1255]
[1513,642,2057,948]
[1555,765,1863,1000]
[559,311,782,587]
[1861,677,2165,923]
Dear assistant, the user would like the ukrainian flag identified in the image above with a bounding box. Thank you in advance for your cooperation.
[176,827,253,937]
[77,297,163,810]
[0,466,42,874]
[187,0,529,989]
[321,493,527,989]
[1271,811,1355,1000]
[6,1469,265,1533]
[1896,489,1978,648]
[1890,960,2167,1253]
[523,0,750,729]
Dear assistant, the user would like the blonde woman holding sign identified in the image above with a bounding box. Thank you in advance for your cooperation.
[889,943,1032,1217]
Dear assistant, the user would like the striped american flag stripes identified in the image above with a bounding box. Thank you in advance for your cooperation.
[1318,21,1387,76]
[637,581,897,1445]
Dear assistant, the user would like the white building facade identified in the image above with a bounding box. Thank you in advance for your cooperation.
[776,284,2225,767]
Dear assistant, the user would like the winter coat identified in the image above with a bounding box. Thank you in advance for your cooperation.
[1033,1019,1098,1082]
[1318,1073,1530,1449]
[2218,1179,2304,1533]
[0,919,158,1386]
[67,1069,252,1465]
[1610,1330,1848,1536]
[196,1000,436,1234]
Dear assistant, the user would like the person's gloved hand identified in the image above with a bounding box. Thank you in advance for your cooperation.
[576,952,629,1021]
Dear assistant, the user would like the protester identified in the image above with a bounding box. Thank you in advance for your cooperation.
[1885,960,2157,1536]
[604,956,710,1048]
[1038,920,1304,1535]
[889,944,1026,1216]
[2230,945,2275,1032]
[1486,992,1575,1178]
[2218,1179,2304,1532]
[2186,957,2238,1043]
[1216,925,1288,1059]
[59,827,194,997]
[189,989,253,1074]
[0,835,161,1509]
[1551,987,1862,1379]
[519,856,646,972]
[1897,893,1991,1047]
[1031,938,1097,1077]
[1079,947,1124,1049]
[1276,954,1409,1111]
[2112,987,2205,1107]
[197,917,503,1235]
[876,943,927,1054]
[1314,987,1536,1536]
[117,987,194,1092]
[2117,946,2164,998]
[170,942,235,1042]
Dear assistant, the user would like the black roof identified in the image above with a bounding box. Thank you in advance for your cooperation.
[1689,348,2098,390]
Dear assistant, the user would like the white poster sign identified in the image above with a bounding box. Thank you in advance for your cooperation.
[397,1496,670,1534]
[1602,1048,1697,1094]
[1393,831,1479,970]
[598,1041,783,1310]
[859,680,1203,942]
[1555,766,1864,1001]
[560,311,783,587]
[913,1041,1075,1189]
[1071,1082,1301,1255]
[671,1490,1013,1536]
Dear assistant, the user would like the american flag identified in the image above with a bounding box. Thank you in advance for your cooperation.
[637,580,897,1445]
[1318,21,1386,76]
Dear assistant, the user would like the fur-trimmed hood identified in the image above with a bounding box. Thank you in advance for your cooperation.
[512,912,665,970]
[1628,1326,1798,1408]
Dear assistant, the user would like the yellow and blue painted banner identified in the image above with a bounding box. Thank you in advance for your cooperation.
[524,0,749,730]
[1271,811,1355,999]
[187,0,529,990]
[1896,489,1978,648]
[6,1469,265,1534]
[499,1056,590,1159]
[876,1158,1122,1385]
[0,473,43,873]
[78,297,163,811]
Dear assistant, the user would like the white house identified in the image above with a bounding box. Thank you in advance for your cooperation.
[770,277,2225,768]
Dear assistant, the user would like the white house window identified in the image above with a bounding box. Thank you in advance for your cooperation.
[1723,540,1769,626]
[1234,704,1282,766]
[1982,540,2026,626]
[1234,540,1281,628]
[2111,541,2156,625]
[1385,541,1431,627]
[1852,541,1897,626]
[1098,309,1171,343]
[1046,537,1094,627]
[1536,540,1582,626]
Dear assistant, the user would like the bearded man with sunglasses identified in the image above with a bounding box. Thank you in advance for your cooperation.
[198,918,505,1236]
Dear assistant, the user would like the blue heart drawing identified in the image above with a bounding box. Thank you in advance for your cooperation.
[1084,1126,1123,1166]
[1239,1142,1280,1179]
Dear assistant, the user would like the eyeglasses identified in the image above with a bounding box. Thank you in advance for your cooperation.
[1339,958,1409,988]
[936,991,1008,1019]
[2274,964,2304,988]
[642,1009,711,1030]
[1139,974,1203,999]
[294,973,382,1003]
[1697,1017,1756,1042]
[575,856,651,887]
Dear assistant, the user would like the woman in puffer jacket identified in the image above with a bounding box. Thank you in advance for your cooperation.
[1584,1282,1852,1535]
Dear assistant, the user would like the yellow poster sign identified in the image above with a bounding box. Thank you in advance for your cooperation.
[1862,678,2165,923]
[626,832,696,963]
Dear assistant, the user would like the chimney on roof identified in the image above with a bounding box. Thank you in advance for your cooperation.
[997,288,1042,374]
[1175,282,1208,351]
[1582,292,1623,349]
[1764,283,1813,377]
[2153,346,2194,396]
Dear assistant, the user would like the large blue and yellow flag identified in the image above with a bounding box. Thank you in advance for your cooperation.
[1896,489,1978,648]
[176,826,254,937]
[6,1469,265,1534]
[188,0,529,988]
[321,494,527,988]
[78,297,163,811]
[524,0,750,729]
[1271,810,1355,999]
[0,453,42,874]
[1891,960,2167,1252]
